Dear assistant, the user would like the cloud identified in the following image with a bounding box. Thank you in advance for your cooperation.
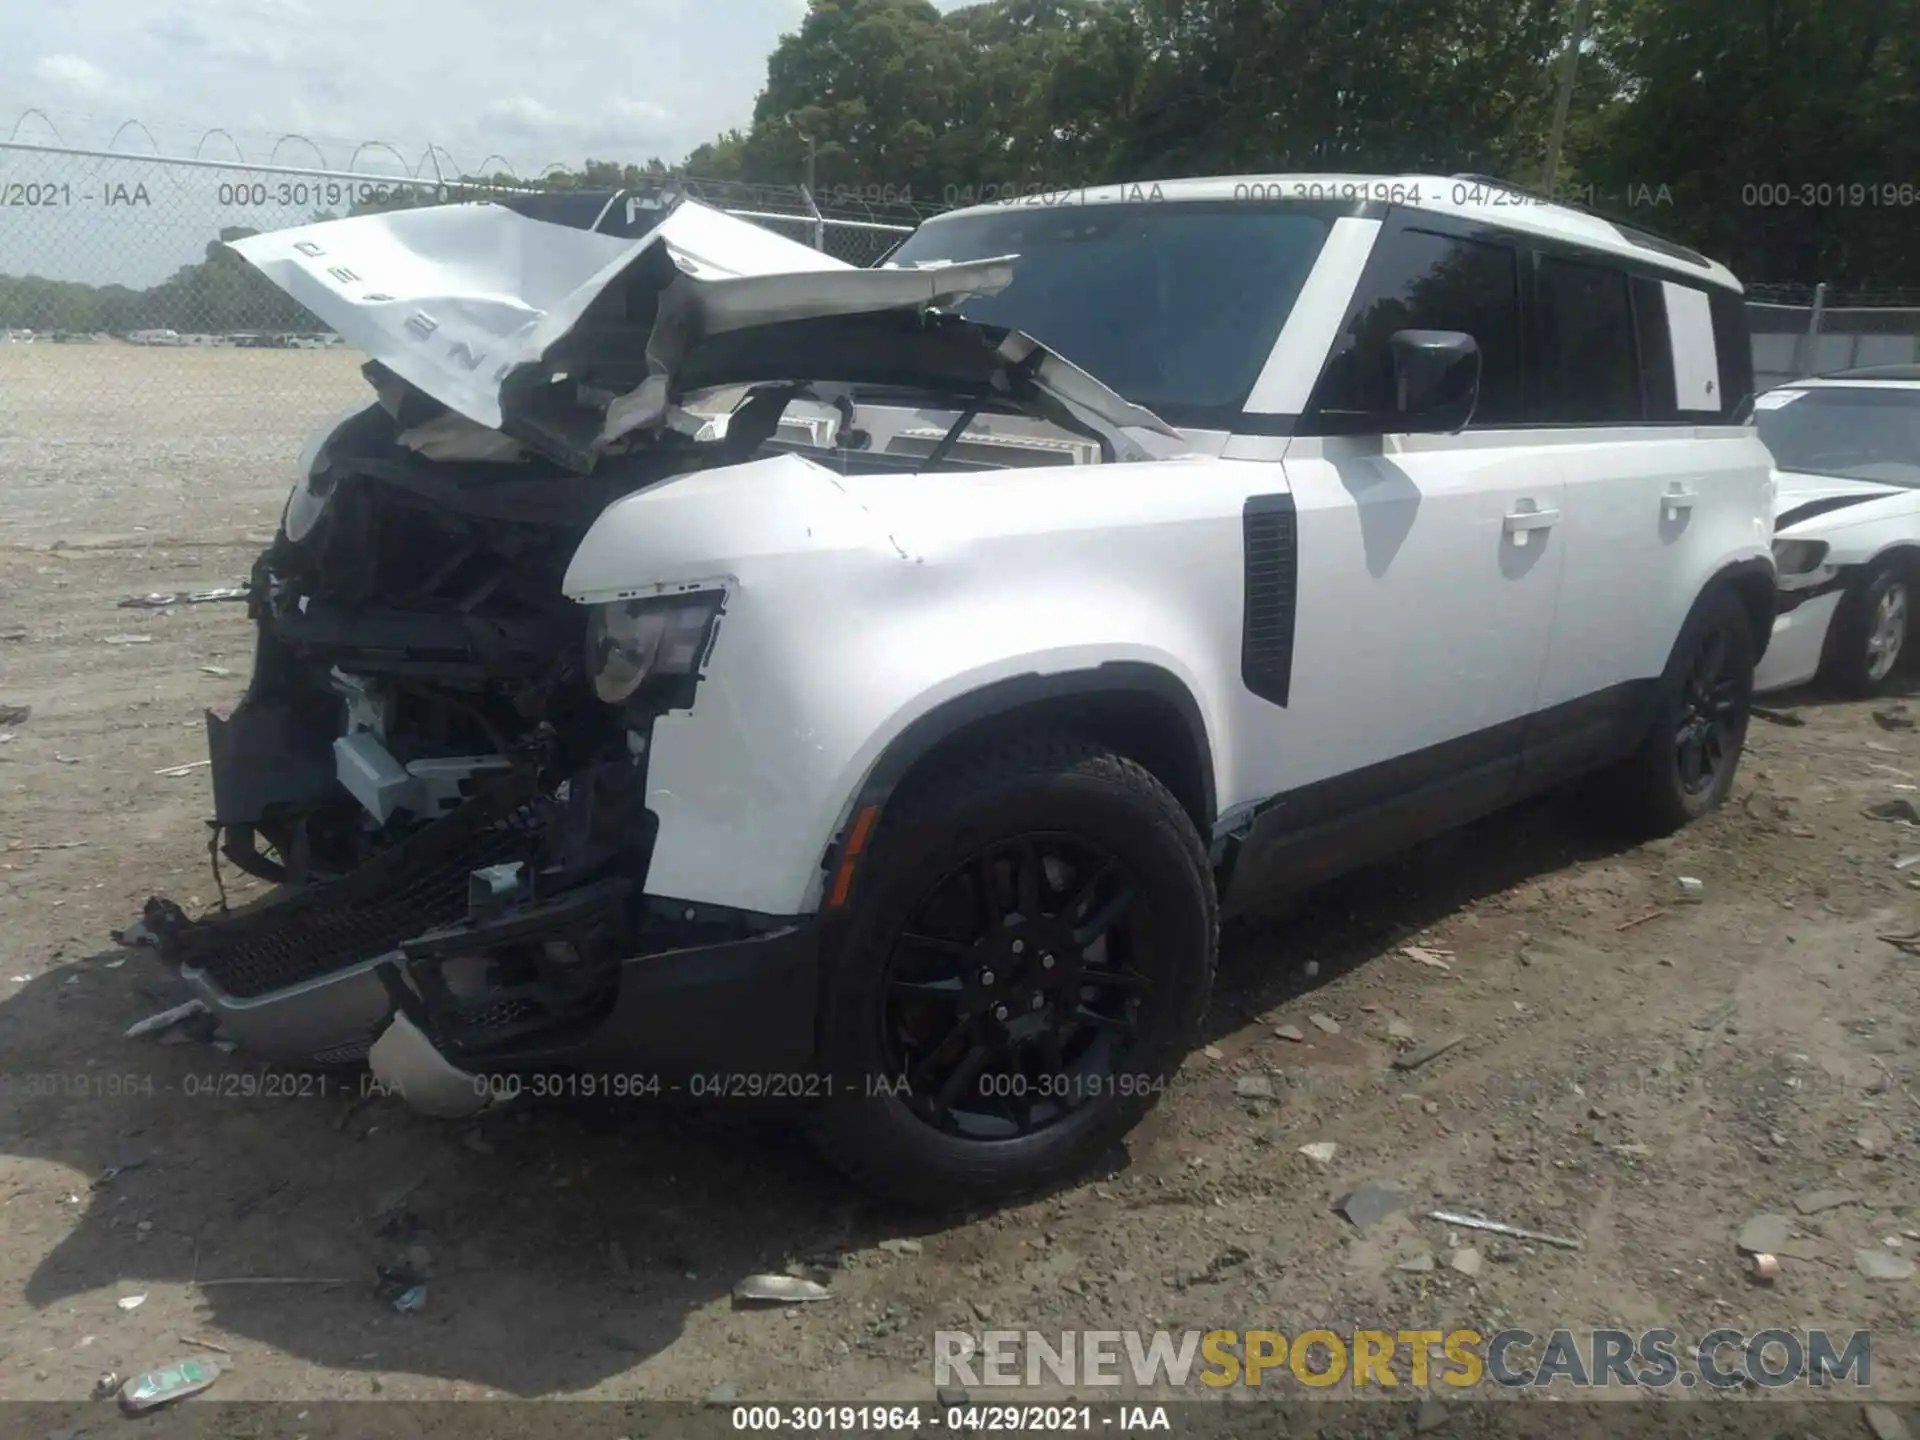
[31,52,119,99]
[483,96,565,138]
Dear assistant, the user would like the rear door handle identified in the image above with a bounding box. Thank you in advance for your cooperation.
[1663,487,1699,513]
[1503,504,1560,538]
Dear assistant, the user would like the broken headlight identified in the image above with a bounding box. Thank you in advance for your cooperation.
[584,591,725,703]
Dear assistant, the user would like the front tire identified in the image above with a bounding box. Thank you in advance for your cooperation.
[1594,588,1756,838]
[805,732,1216,1208]
[1821,562,1912,698]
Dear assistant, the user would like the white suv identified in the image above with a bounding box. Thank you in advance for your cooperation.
[147,175,1775,1205]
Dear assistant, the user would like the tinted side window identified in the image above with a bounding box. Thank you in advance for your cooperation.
[1630,276,1678,420]
[1309,227,1524,428]
[1534,255,1641,423]
[1710,288,1756,419]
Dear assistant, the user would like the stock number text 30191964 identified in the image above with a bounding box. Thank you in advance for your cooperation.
[217,180,407,209]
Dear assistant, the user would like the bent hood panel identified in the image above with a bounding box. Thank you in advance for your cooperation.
[226,199,1015,433]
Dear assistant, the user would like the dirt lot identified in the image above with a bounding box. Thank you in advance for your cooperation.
[1,346,1918,1419]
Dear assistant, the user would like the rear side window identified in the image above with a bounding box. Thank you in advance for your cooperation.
[1710,288,1755,418]
[1309,227,1524,428]
[1534,255,1641,422]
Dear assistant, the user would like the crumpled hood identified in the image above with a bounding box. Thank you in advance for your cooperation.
[228,197,1176,469]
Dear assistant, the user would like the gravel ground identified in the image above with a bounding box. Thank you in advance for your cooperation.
[1,345,1918,1425]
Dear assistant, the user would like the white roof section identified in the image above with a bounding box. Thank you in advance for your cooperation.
[926,173,1741,291]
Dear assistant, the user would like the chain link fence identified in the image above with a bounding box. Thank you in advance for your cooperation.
[1747,283,1920,392]
[0,140,916,533]
[5,131,1918,531]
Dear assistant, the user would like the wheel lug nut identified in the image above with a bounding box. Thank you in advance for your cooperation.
[1041,954,1055,969]
[1030,994,1044,1010]
[980,970,996,986]
[1012,940,1025,955]
[994,1005,1010,1021]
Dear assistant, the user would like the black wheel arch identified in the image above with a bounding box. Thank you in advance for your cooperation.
[822,663,1217,896]
[1699,555,1777,668]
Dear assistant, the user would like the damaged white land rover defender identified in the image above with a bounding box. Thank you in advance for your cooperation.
[145,178,1774,1205]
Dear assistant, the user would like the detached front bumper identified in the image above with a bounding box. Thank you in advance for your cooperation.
[157,758,823,1086]
[1754,587,1843,694]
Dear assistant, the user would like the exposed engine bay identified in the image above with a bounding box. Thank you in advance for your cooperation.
[140,191,1181,1081]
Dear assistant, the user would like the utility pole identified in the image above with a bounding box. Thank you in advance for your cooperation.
[1542,0,1595,192]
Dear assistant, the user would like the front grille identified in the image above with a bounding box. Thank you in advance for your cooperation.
[174,771,544,999]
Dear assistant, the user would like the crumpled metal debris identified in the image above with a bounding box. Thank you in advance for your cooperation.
[117,587,248,609]
[733,1274,833,1305]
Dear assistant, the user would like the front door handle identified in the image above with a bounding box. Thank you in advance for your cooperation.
[1503,504,1560,541]
[1663,487,1699,514]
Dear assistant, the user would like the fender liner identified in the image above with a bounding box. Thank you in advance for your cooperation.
[822,661,1218,896]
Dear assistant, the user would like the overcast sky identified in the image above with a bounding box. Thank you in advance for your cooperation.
[3,0,901,175]
[1,0,970,289]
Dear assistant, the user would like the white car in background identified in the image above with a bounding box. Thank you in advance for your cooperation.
[1753,366,1920,696]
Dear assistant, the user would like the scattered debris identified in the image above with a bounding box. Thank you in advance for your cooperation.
[1691,999,1737,1032]
[0,629,24,641]
[119,586,248,609]
[1309,1013,1340,1035]
[1201,1045,1224,1061]
[1403,945,1453,970]
[1395,1252,1435,1273]
[0,704,29,727]
[707,1383,740,1406]
[1854,1249,1916,1281]
[1865,1404,1911,1440]
[1857,1119,1895,1158]
[124,999,208,1039]
[177,1335,231,1355]
[1233,1074,1276,1100]
[93,1370,122,1399]
[1302,961,1320,978]
[195,1275,350,1288]
[1674,876,1706,903]
[154,760,212,777]
[1615,907,1666,932]
[1794,1188,1863,1216]
[1427,1209,1582,1250]
[116,1294,148,1311]
[1449,1248,1483,1277]
[92,1158,147,1188]
[734,1274,833,1305]
[6,840,87,852]
[1272,1023,1306,1042]
[1393,1034,1467,1072]
[1297,1142,1338,1165]
[391,1284,429,1313]
[1737,1213,1792,1255]
[1750,705,1805,727]
[1897,853,1920,872]
[1868,799,1920,825]
[1386,1017,1415,1041]
[53,753,82,764]
[877,1238,923,1256]
[198,665,234,677]
[1749,1252,1780,1283]
[1336,1182,1408,1234]
[102,634,155,645]
[1880,928,1920,956]
[1874,706,1916,731]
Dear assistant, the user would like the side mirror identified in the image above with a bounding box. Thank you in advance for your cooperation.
[1389,329,1480,433]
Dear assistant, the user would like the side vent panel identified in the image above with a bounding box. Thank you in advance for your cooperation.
[1241,493,1298,707]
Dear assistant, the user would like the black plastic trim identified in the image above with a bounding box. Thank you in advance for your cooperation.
[846,662,1218,832]
[1240,493,1299,707]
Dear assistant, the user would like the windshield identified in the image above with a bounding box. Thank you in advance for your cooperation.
[885,203,1333,429]
[1754,385,1920,486]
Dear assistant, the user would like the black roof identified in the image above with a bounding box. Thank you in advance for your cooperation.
[1817,363,1920,382]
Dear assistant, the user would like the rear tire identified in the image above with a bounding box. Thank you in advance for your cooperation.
[1820,562,1912,698]
[805,731,1216,1208]
[1593,588,1755,839]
